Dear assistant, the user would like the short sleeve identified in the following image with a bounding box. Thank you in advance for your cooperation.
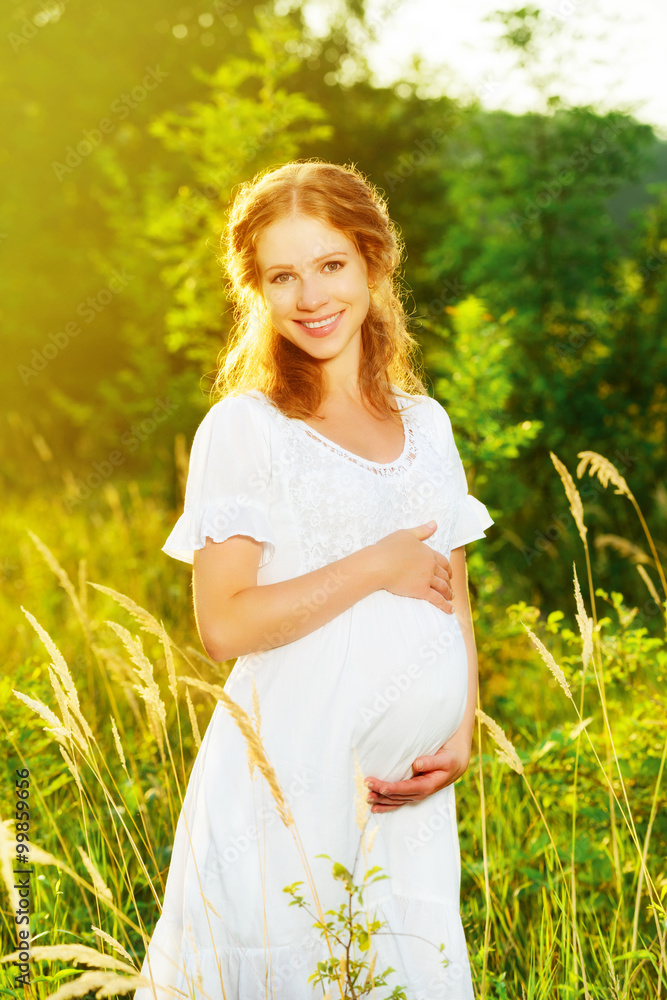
[430,398,495,549]
[162,394,276,567]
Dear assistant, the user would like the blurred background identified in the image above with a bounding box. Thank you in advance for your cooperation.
[0,0,667,600]
[2,2,666,995]
[2,0,666,611]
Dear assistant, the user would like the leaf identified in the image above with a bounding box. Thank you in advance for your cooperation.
[363,865,384,879]
[357,929,370,951]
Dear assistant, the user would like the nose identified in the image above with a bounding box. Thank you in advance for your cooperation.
[297,273,329,313]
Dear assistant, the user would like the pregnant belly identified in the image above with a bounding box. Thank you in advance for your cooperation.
[346,590,469,784]
[228,590,469,787]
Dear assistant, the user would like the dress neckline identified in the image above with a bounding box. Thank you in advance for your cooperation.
[249,387,416,471]
[294,395,411,468]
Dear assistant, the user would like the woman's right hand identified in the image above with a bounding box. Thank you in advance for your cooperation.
[373,520,454,613]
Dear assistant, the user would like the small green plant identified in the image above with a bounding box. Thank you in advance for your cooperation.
[283,854,408,999]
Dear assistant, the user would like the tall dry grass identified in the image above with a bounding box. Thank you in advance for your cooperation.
[0,449,665,997]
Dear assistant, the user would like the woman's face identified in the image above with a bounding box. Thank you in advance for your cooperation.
[255,213,372,363]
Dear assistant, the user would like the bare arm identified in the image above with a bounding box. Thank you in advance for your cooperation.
[439,545,478,754]
[193,522,454,662]
[194,536,384,661]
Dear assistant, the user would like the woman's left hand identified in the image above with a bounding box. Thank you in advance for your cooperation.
[364,740,471,813]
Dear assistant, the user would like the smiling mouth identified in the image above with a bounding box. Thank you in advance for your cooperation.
[296,310,343,330]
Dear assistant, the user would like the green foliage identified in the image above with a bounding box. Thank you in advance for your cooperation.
[52,7,334,478]
[142,12,331,361]
[284,856,411,997]
[423,293,542,477]
[4,0,666,616]
[397,13,665,611]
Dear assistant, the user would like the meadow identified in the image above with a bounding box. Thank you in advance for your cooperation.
[2,1,666,995]
[1,435,664,998]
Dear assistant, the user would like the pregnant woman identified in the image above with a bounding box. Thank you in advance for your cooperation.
[135,160,493,1000]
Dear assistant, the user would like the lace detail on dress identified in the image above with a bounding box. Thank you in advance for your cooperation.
[250,390,462,574]
[295,421,417,476]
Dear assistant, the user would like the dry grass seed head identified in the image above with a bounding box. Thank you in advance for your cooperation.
[13,689,71,747]
[185,689,202,749]
[77,847,113,904]
[89,582,171,642]
[47,667,89,753]
[110,717,127,769]
[522,622,573,701]
[159,621,178,701]
[550,452,587,542]
[105,621,166,753]
[61,746,84,794]
[183,676,294,827]
[98,648,142,717]
[91,927,134,964]
[576,451,632,499]
[364,824,379,855]
[2,943,136,974]
[476,709,524,775]
[594,533,651,563]
[572,563,594,669]
[353,747,371,832]
[27,531,88,629]
[1,830,83,933]
[38,970,145,999]
[21,606,94,744]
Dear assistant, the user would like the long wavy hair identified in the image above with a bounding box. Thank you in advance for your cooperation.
[212,159,429,420]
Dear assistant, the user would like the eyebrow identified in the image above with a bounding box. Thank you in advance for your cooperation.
[264,251,349,274]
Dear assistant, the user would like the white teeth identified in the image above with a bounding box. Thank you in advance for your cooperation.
[301,311,341,329]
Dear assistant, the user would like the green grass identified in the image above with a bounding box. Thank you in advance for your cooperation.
[0,454,665,998]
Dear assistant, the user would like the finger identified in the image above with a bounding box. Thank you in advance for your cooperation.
[367,771,454,808]
[370,789,429,809]
[368,790,419,805]
[371,787,422,801]
[367,774,440,799]
[414,753,456,773]
[432,569,453,601]
[428,576,454,612]
[366,775,429,797]
[436,554,453,580]
[412,755,440,773]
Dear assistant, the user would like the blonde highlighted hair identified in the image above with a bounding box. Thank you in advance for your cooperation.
[213,159,428,418]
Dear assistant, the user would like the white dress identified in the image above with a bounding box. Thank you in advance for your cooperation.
[135,386,494,1000]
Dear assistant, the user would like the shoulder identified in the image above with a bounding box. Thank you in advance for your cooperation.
[193,391,273,447]
[224,391,275,441]
[427,395,453,430]
[207,389,268,415]
[398,392,458,461]
[394,388,451,427]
